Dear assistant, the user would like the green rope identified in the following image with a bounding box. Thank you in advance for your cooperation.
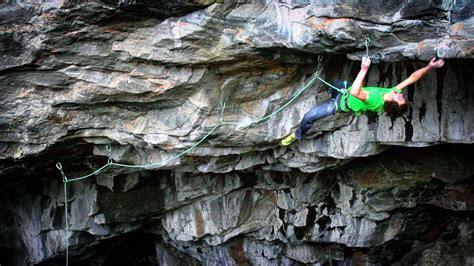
[226,71,322,126]
[65,163,112,183]
[56,66,347,266]
[55,163,69,265]
[108,123,222,170]
[61,71,329,181]
[253,72,321,124]
[63,180,68,266]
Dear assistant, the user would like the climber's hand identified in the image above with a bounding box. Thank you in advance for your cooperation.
[361,56,371,70]
[428,57,445,69]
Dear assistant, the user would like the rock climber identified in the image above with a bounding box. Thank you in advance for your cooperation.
[281,57,445,146]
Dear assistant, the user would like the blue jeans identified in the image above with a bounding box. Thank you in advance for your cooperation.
[295,89,341,140]
[295,79,351,140]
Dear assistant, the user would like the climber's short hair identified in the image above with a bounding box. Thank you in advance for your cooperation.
[384,101,408,119]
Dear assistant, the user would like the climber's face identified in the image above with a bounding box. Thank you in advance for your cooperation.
[392,92,406,105]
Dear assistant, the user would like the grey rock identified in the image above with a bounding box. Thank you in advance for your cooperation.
[0,0,473,265]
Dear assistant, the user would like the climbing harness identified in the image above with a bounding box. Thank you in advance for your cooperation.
[56,40,372,263]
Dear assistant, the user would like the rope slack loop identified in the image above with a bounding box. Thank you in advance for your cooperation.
[55,58,349,265]
[53,63,346,181]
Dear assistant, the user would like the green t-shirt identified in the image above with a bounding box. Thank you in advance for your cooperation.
[340,87,401,115]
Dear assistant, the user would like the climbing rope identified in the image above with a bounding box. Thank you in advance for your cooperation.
[56,162,69,266]
[55,54,359,265]
[57,71,328,180]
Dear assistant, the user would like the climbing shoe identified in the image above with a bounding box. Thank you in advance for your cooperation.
[281,133,296,146]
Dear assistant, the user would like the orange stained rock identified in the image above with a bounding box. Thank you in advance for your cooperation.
[351,250,365,266]
[150,78,174,91]
[229,242,248,264]
[450,23,464,33]
[62,111,78,123]
[235,27,251,44]
[177,21,188,27]
[416,41,425,52]
[355,170,383,189]
[236,27,244,36]
[50,110,77,124]
[445,187,473,202]
[264,190,277,205]
[306,17,351,31]
[0,24,36,33]
[194,207,205,236]
[256,83,269,93]
[103,24,128,33]
[124,119,136,131]
[16,88,35,98]
[464,45,474,56]
[416,41,425,50]
[64,30,82,38]
[305,17,324,31]
[241,100,260,115]
[322,17,351,25]
[161,144,176,151]
[40,12,56,23]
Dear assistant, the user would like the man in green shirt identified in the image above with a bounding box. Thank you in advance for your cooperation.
[281,57,445,146]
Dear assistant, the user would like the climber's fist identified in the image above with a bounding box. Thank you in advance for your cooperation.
[361,56,371,70]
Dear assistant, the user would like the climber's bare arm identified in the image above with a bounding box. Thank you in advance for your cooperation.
[350,57,371,101]
[395,58,445,91]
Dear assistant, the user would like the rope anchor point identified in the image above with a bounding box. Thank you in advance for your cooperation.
[365,35,371,58]
[56,162,68,182]
[106,144,113,165]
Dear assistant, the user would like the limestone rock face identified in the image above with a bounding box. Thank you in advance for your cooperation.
[0,1,473,265]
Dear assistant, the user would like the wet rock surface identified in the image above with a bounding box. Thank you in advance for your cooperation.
[1,1,473,265]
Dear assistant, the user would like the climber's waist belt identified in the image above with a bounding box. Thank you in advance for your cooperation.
[336,94,350,112]
[343,96,349,111]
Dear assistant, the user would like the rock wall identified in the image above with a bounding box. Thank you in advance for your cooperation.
[0,0,473,265]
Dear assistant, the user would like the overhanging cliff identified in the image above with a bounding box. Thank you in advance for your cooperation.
[0,1,473,265]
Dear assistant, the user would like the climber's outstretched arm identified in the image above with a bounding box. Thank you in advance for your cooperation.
[350,57,371,101]
[395,58,445,91]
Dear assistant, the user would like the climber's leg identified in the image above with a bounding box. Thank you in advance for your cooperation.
[295,99,337,140]
[329,87,340,99]
[281,94,340,146]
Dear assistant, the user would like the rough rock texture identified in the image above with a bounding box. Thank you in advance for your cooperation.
[0,0,473,265]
